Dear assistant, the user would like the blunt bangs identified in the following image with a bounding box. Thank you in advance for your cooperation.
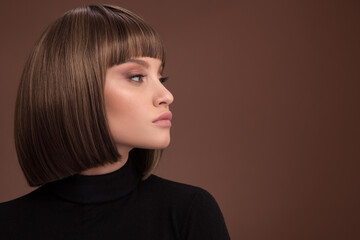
[98,6,166,68]
[15,5,165,186]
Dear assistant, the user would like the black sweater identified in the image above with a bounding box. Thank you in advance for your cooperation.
[0,159,230,239]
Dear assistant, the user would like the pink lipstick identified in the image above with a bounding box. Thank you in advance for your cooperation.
[153,111,172,127]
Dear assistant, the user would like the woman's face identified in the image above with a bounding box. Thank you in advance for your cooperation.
[104,57,174,153]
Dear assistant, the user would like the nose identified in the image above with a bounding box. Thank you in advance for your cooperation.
[153,81,174,107]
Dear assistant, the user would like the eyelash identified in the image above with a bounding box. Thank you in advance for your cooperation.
[130,75,169,83]
[160,77,169,83]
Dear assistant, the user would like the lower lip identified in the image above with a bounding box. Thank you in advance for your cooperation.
[153,120,172,127]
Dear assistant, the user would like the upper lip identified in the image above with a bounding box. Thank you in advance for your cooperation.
[153,111,173,122]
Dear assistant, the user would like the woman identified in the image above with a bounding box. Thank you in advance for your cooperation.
[0,5,230,239]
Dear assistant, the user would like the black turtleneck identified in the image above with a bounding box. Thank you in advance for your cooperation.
[0,159,230,239]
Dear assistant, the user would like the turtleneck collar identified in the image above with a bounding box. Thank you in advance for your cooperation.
[45,159,141,204]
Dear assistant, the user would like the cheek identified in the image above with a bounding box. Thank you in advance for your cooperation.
[105,89,146,125]
[104,89,149,139]
[105,91,134,120]
[103,85,170,150]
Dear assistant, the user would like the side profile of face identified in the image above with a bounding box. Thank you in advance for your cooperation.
[104,57,174,154]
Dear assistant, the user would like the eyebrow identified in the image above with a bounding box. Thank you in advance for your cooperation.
[125,58,164,75]
[125,59,149,68]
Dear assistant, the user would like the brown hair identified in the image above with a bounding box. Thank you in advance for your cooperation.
[15,5,165,187]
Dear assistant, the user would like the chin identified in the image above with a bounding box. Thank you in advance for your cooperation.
[143,137,171,149]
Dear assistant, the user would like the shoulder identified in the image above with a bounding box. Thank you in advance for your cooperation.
[0,186,53,233]
[140,175,230,239]
[0,188,39,213]
[142,174,204,193]
[138,174,216,216]
[0,189,34,235]
[140,174,212,202]
[0,185,53,207]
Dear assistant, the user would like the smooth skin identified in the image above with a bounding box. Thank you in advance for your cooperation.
[81,57,174,175]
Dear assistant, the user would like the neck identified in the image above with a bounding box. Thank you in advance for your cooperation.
[80,147,131,176]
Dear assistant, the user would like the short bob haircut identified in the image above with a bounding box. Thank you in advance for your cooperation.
[15,5,165,187]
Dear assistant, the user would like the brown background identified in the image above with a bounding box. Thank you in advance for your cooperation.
[1,0,359,239]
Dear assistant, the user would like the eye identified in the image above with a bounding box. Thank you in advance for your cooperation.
[130,74,145,82]
[159,76,169,83]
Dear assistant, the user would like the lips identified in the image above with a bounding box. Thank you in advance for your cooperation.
[153,111,172,127]
[153,111,173,122]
